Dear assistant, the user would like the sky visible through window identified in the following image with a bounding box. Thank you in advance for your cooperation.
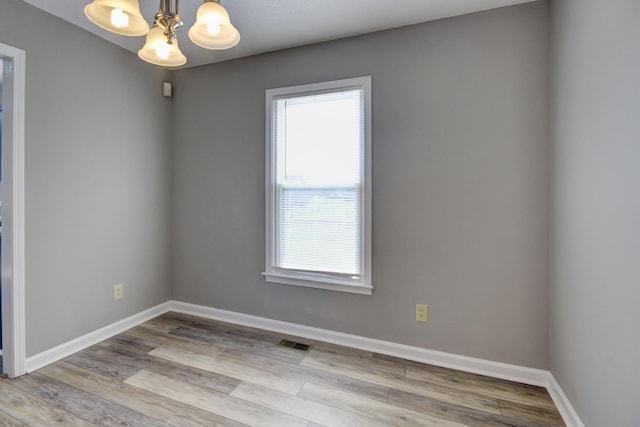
[282,91,361,186]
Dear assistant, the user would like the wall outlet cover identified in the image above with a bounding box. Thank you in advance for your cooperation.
[113,283,124,301]
[416,304,428,322]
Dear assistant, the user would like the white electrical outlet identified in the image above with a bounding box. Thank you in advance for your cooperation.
[113,283,124,301]
[416,304,428,322]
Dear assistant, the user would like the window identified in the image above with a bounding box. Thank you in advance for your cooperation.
[264,76,372,295]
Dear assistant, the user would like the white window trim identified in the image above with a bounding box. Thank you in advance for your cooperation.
[264,76,372,295]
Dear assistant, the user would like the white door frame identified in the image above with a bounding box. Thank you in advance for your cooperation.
[0,41,26,378]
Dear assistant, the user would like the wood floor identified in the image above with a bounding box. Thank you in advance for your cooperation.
[0,312,565,426]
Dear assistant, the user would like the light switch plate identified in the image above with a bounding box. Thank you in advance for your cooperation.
[162,81,172,98]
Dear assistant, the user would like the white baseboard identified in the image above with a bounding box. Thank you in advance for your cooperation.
[546,374,586,427]
[23,299,584,427]
[168,301,550,387]
[25,301,172,373]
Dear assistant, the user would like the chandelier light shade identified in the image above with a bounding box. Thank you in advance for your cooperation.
[138,26,187,67]
[84,0,149,36]
[84,0,240,67]
[188,1,240,50]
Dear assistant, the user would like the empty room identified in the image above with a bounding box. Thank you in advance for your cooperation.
[0,0,637,425]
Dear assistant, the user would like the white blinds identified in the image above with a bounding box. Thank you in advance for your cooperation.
[273,89,364,277]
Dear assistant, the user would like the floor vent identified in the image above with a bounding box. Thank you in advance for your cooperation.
[278,339,311,352]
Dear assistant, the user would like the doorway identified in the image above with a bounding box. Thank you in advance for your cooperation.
[0,41,26,378]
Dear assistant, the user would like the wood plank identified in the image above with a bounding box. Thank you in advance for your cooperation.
[375,353,556,409]
[405,364,557,410]
[230,381,385,427]
[124,325,230,358]
[388,388,555,427]
[100,333,159,355]
[287,362,391,404]
[11,372,171,426]
[125,370,307,427]
[0,381,90,427]
[301,348,502,414]
[63,346,143,381]
[149,346,305,395]
[298,382,468,427]
[85,337,242,394]
[39,361,245,427]
[169,325,306,365]
[308,347,407,377]
[305,341,374,359]
[0,408,29,427]
[497,398,566,426]
[152,313,282,346]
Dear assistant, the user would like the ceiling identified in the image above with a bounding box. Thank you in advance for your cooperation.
[20,0,536,69]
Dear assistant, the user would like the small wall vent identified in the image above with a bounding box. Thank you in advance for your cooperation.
[278,339,311,352]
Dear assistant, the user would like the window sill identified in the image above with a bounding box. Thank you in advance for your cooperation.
[262,272,373,295]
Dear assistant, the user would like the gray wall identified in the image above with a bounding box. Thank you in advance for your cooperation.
[172,2,550,368]
[0,0,173,356]
[550,0,640,425]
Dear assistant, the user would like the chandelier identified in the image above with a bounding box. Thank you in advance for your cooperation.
[84,0,240,67]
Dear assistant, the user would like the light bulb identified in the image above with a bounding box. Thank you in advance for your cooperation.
[206,21,221,35]
[156,43,171,60]
[189,1,239,50]
[110,8,129,29]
